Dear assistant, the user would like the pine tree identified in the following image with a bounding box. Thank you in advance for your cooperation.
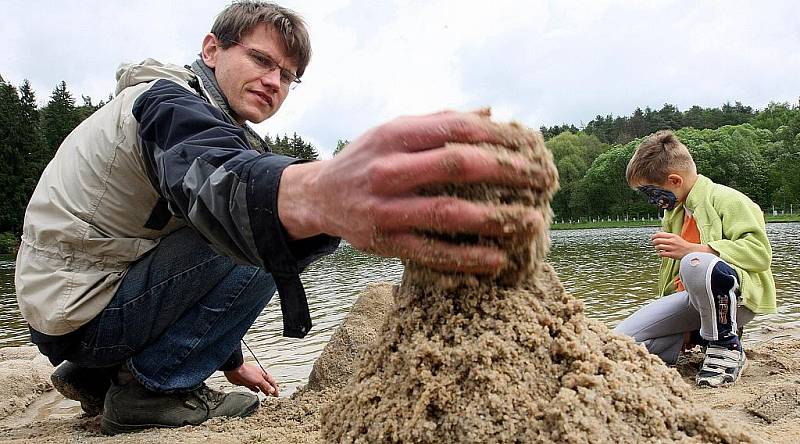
[333,139,350,156]
[0,77,27,233]
[41,80,81,155]
[19,80,48,199]
[270,133,292,156]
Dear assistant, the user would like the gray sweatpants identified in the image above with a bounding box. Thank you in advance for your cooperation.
[613,252,756,365]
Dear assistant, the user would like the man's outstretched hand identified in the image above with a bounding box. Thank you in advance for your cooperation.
[278,110,550,275]
[224,362,279,397]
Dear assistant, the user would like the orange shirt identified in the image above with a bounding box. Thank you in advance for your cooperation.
[674,209,701,292]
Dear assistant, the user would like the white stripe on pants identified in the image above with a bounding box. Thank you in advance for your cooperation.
[613,253,755,365]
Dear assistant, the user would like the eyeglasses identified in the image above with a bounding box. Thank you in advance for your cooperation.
[225,39,302,90]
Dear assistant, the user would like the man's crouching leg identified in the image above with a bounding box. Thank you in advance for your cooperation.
[99,263,275,435]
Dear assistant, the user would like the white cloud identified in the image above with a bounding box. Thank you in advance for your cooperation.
[2,0,798,158]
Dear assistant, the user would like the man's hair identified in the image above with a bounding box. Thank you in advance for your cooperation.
[626,130,696,186]
[211,1,311,78]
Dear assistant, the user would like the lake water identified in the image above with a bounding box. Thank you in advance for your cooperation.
[1,223,798,396]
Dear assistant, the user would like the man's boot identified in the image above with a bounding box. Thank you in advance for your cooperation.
[50,362,112,416]
[100,367,260,435]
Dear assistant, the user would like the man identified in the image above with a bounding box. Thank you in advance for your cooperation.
[15,1,544,434]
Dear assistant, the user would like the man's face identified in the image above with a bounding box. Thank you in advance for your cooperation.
[202,23,297,124]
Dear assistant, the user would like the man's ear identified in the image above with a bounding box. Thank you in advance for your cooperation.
[201,33,220,68]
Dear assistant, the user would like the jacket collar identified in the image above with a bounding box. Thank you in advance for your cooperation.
[189,59,270,153]
[685,174,711,211]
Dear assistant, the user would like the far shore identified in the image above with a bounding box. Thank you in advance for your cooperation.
[552,213,800,230]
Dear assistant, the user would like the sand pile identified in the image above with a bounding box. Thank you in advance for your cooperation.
[306,283,396,392]
[320,123,754,443]
[0,346,53,420]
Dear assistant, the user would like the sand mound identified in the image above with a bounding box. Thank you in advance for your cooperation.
[0,346,53,420]
[320,123,755,443]
[307,283,395,391]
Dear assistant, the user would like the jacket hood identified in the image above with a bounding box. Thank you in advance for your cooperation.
[115,58,195,95]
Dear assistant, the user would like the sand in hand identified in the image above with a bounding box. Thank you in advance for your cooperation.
[320,123,754,443]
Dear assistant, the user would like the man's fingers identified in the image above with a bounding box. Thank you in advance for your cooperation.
[373,197,543,237]
[261,370,279,396]
[368,145,555,195]
[380,111,501,153]
[368,233,508,274]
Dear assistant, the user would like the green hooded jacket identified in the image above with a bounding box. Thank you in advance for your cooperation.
[657,175,777,314]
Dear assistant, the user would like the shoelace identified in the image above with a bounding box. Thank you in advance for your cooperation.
[197,384,226,405]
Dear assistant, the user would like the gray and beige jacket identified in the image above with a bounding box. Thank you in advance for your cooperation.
[15,59,338,349]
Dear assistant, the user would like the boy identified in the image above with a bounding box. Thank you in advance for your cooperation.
[613,130,776,387]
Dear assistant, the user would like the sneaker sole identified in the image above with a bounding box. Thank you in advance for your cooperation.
[696,355,748,388]
[100,400,260,435]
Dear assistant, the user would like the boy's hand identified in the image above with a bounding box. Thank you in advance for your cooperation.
[651,232,715,259]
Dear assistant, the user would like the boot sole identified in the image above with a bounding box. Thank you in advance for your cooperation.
[100,401,260,435]
[51,373,105,417]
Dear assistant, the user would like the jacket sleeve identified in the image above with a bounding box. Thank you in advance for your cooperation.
[132,79,340,338]
[707,194,772,273]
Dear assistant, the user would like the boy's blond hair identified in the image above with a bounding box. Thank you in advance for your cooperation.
[626,130,696,186]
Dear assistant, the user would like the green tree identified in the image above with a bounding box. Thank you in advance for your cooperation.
[752,102,796,133]
[269,134,292,156]
[268,133,318,160]
[41,81,81,154]
[572,142,647,218]
[76,94,102,121]
[546,131,609,218]
[289,132,319,160]
[333,139,350,156]
[19,80,48,196]
[676,125,770,206]
[539,124,580,140]
[0,76,28,233]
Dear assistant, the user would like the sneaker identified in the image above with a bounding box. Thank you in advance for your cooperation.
[50,362,112,416]
[100,368,260,435]
[696,344,746,387]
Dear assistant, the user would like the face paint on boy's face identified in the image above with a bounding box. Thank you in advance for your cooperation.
[637,185,678,210]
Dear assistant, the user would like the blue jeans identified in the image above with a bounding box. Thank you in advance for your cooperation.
[71,227,276,393]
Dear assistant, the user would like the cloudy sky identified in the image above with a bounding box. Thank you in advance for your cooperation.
[2,0,798,157]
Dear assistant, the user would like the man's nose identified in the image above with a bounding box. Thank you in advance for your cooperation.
[260,68,282,91]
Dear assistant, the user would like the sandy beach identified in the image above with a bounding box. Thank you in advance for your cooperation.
[0,282,797,443]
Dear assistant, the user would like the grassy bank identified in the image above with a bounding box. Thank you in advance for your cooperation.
[552,213,800,230]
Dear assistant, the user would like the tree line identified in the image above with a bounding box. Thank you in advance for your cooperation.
[544,102,800,220]
[1,74,798,241]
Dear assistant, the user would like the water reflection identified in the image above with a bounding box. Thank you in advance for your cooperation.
[1,223,798,396]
